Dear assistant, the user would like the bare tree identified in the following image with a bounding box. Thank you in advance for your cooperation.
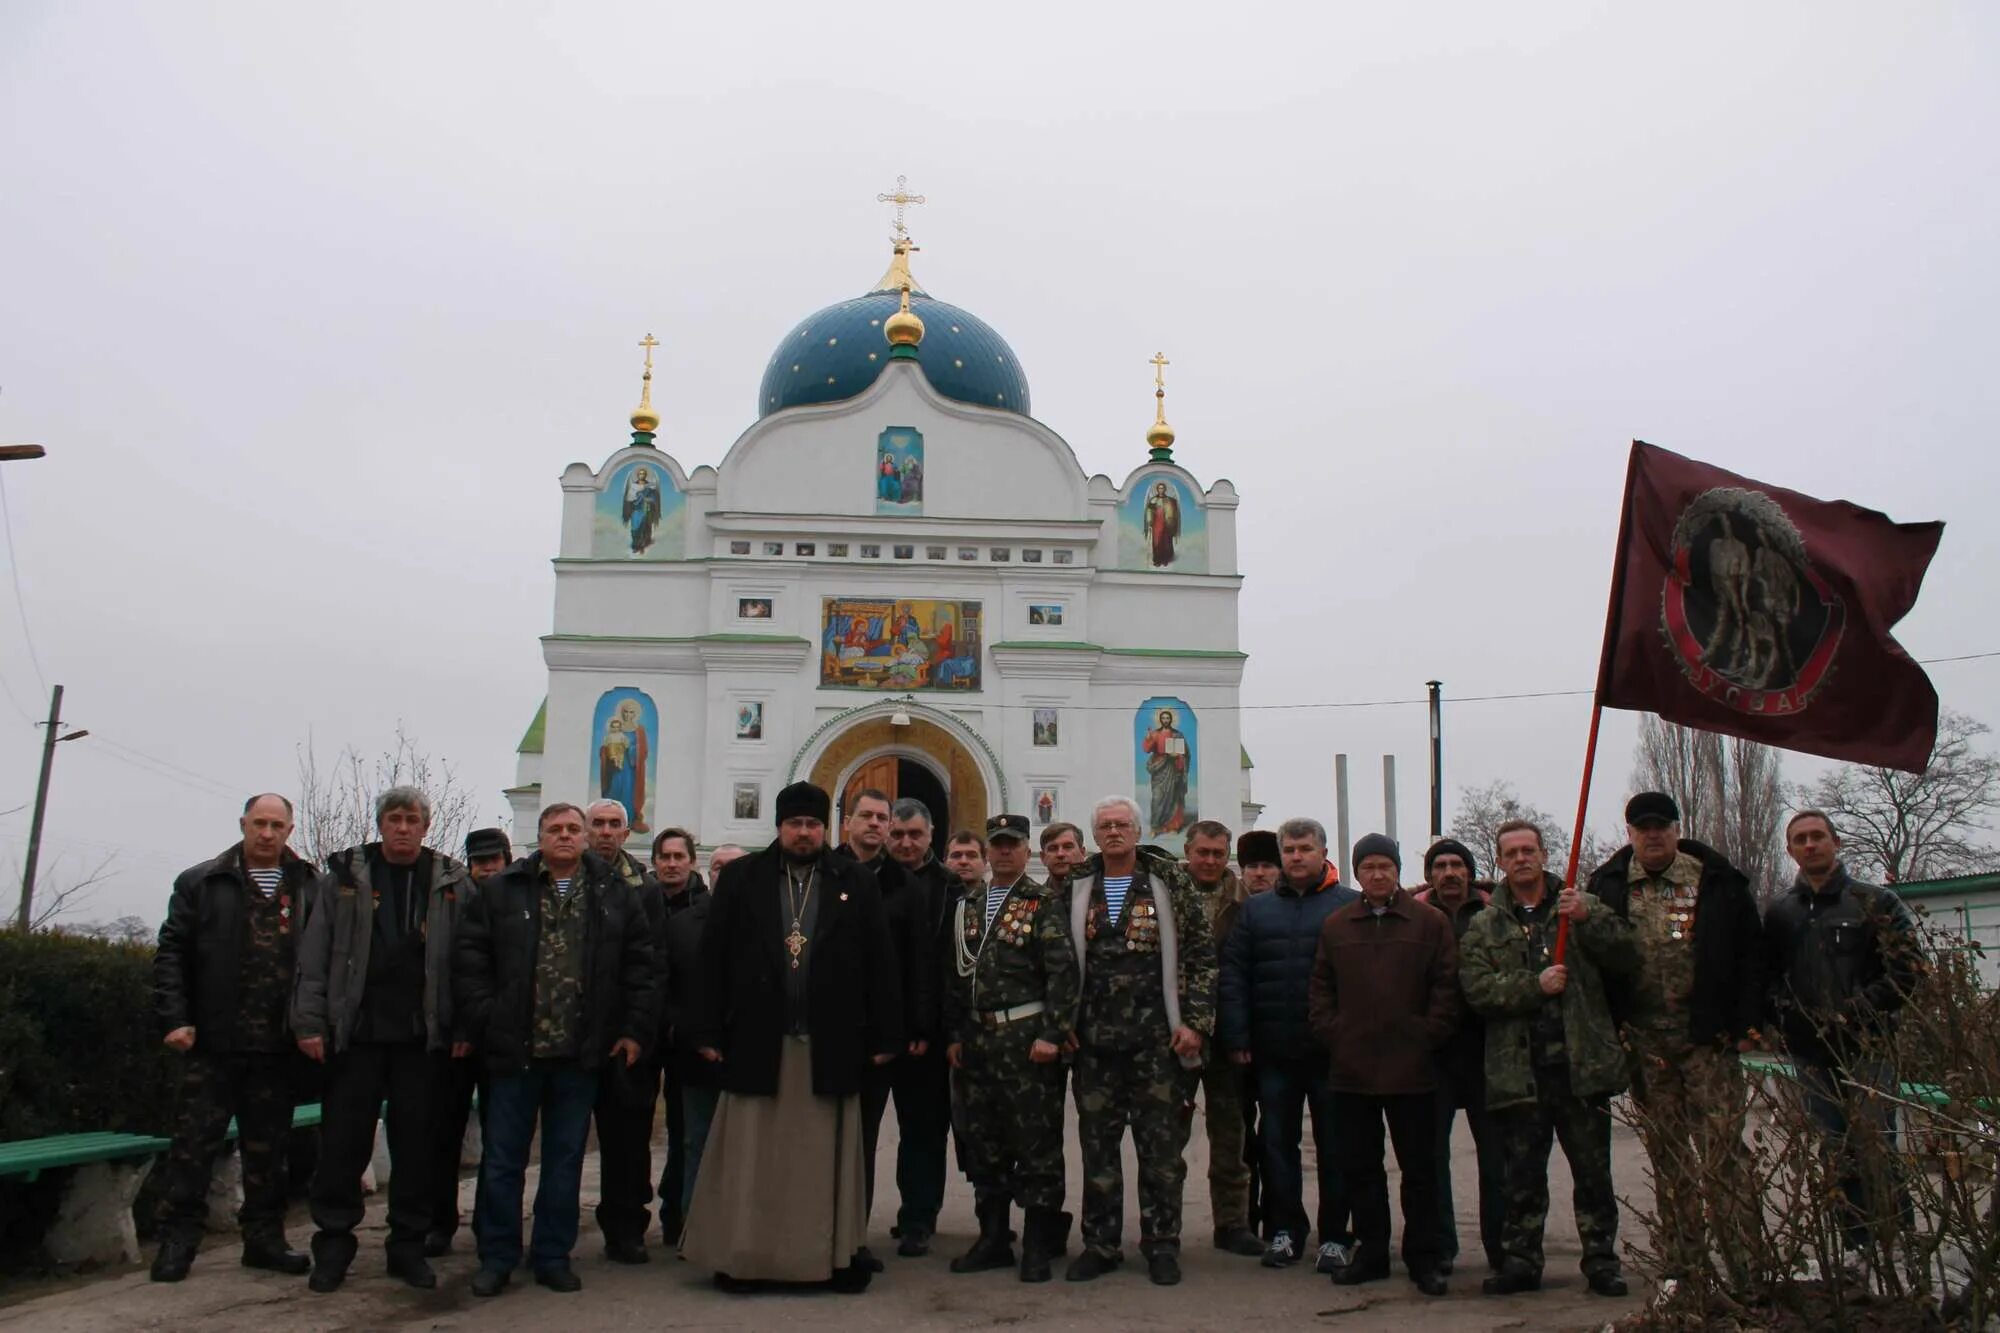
[1449,778,1615,880]
[1796,707,1999,883]
[1632,714,1786,899]
[73,913,154,945]
[294,723,478,864]
[4,852,119,932]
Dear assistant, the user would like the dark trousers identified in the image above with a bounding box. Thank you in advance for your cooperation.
[1493,1062,1619,1278]
[429,1054,484,1241]
[1799,1059,1912,1252]
[1255,1055,1348,1245]
[156,1050,294,1243]
[892,1049,952,1237]
[476,1059,597,1273]
[1435,1065,1504,1268]
[593,1058,662,1245]
[861,1058,894,1220]
[657,1067,687,1237]
[309,1040,439,1259]
[1332,1089,1441,1271]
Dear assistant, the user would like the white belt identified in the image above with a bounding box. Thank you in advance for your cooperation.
[976,1001,1046,1029]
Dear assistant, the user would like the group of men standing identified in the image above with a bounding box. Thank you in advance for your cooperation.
[148,777,1919,1302]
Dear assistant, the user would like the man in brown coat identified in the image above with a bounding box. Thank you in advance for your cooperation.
[1308,834,1459,1295]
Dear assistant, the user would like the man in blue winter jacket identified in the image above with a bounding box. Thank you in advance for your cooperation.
[1218,817,1360,1274]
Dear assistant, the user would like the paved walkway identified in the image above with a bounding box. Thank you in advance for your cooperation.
[0,1097,1654,1330]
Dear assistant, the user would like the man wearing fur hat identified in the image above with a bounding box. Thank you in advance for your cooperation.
[681,781,901,1293]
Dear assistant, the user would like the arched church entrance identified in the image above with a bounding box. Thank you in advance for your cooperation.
[838,754,949,833]
[806,712,994,837]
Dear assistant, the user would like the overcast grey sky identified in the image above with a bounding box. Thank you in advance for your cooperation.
[2,3,1995,923]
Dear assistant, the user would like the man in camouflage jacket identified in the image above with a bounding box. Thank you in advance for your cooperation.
[1458,822,1638,1298]
[944,817,1077,1282]
[1053,800,1218,1287]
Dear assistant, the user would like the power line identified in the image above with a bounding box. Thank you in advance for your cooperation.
[0,466,48,693]
[92,736,239,795]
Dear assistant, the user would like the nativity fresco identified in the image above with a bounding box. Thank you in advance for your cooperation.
[819,596,982,691]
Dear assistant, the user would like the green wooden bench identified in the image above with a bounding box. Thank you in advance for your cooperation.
[1740,1053,1952,1109]
[0,1132,172,1184]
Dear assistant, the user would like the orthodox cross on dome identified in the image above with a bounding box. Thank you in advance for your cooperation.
[875,174,927,241]
[1146,351,1176,460]
[630,332,661,444]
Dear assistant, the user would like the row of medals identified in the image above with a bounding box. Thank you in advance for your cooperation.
[1086,895,1159,949]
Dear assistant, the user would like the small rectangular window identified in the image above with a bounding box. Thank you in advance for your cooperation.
[1053,549,1074,565]
[926,545,947,560]
[990,547,1011,562]
[1021,548,1043,563]
[729,540,751,555]
[827,542,849,557]
[861,544,881,559]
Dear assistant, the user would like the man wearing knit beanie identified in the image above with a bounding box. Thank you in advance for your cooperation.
[1415,838,1499,1276]
[1308,833,1459,1295]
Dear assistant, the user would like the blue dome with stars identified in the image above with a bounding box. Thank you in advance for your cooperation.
[757,277,1032,419]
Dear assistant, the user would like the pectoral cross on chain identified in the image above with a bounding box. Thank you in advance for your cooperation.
[785,925,807,966]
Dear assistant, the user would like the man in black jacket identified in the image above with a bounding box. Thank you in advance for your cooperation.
[1585,792,1763,1284]
[149,794,316,1283]
[1766,810,1920,1256]
[836,788,934,1272]
[657,832,719,1240]
[585,799,666,1264]
[425,826,512,1257]
[454,802,654,1298]
[882,797,956,1257]
[293,786,471,1293]
[682,782,900,1292]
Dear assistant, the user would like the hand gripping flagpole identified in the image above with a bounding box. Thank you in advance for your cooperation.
[1554,443,1642,966]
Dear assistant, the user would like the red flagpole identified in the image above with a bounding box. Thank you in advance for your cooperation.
[1554,443,1642,966]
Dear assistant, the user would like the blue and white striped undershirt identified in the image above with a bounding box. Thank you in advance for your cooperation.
[1103,874,1134,924]
[984,881,1012,929]
[246,867,282,897]
[555,877,573,897]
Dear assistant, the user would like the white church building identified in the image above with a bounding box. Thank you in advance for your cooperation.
[507,208,1255,857]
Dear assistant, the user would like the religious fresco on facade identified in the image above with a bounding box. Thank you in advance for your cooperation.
[819,596,982,691]
[1117,472,1207,572]
[875,427,924,515]
[591,687,658,834]
[734,701,763,740]
[592,458,685,560]
[732,781,760,820]
[1032,786,1059,826]
[1028,604,1063,626]
[1133,696,1197,844]
[1032,708,1059,747]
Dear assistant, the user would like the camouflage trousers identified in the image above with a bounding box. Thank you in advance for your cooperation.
[1628,1030,1757,1282]
[1493,1062,1620,1278]
[1075,1042,1199,1256]
[1198,1059,1252,1233]
[951,1025,1067,1212]
[155,1050,295,1243]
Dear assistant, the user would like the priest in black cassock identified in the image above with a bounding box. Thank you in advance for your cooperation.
[682,781,902,1292]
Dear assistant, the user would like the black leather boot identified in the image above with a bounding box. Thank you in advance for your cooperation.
[150,1234,199,1283]
[240,1233,311,1275]
[1018,1208,1059,1283]
[950,1197,1015,1273]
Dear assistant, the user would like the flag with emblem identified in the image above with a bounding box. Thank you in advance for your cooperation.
[1595,440,1944,773]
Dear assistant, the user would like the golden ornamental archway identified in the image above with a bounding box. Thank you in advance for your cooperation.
[805,713,994,836]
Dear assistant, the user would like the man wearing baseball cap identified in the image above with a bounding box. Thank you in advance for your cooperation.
[944,813,1076,1283]
[1585,791,1763,1286]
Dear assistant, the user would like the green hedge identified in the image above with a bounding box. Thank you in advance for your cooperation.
[0,931,178,1140]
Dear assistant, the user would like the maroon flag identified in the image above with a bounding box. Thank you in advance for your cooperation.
[1597,441,1943,773]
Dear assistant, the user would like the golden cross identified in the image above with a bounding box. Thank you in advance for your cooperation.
[876,175,927,240]
[638,332,659,373]
[1150,352,1170,392]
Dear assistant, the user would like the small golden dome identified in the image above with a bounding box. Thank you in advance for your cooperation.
[630,403,660,434]
[884,285,925,348]
[1146,415,1176,449]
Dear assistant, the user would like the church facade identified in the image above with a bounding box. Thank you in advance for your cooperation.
[508,224,1255,858]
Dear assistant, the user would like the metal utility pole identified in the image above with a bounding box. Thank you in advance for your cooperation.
[1382,754,1399,843]
[1427,680,1444,840]
[18,685,88,932]
[1334,753,1351,868]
